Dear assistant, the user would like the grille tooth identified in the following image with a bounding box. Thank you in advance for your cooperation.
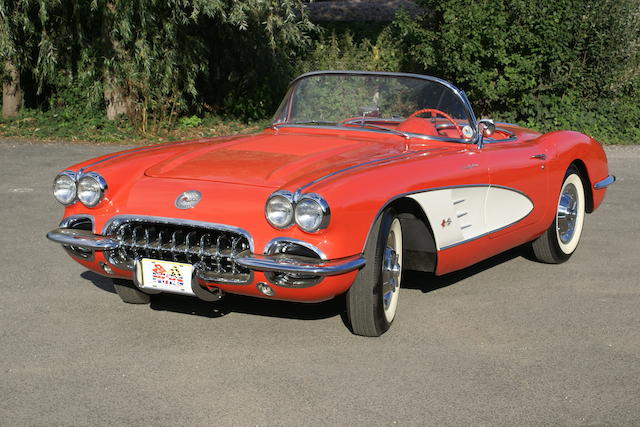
[106,220,251,284]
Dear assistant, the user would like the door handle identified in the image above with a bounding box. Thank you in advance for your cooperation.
[530,154,547,160]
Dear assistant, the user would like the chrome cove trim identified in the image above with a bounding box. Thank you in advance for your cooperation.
[102,215,254,252]
[594,175,616,190]
[361,184,533,253]
[264,238,328,260]
[47,228,120,250]
[236,254,365,276]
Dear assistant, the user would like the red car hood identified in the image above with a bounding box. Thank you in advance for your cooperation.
[144,130,403,188]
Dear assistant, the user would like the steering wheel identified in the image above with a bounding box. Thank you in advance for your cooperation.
[405,108,463,138]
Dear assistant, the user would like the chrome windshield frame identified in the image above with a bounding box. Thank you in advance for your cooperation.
[272,70,479,144]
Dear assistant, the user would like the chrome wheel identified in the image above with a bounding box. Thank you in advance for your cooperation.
[557,182,578,244]
[554,172,585,255]
[381,218,402,322]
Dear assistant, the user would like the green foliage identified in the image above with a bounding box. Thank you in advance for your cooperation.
[297,29,401,74]
[177,115,203,128]
[1,0,316,126]
[391,0,640,143]
[1,0,638,144]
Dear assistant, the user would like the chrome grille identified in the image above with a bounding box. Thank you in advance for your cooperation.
[106,219,252,284]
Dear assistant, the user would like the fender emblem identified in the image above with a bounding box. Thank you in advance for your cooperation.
[175,190,202,209]
[441,218,452,228]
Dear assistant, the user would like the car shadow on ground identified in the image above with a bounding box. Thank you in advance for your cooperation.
[402,244,534,293]
[80,244,534,322]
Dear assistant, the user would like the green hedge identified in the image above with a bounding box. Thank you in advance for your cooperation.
[388,0,639,143]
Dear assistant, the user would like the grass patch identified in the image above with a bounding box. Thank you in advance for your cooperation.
[0,110,268,145]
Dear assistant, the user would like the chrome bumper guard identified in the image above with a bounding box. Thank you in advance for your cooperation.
[47,228,121,250]
[47,228,366,277]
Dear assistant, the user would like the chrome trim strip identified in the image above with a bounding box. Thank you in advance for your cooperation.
[47,228,120,250]
[297,147,446,193]
[264,237,328,260]
[276,124,470,144]
[102,215,254,253]
[594,175,616,190]
[439,213,531,250]
[235,254,365,276]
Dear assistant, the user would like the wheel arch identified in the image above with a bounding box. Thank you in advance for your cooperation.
[367,196,438,273]
[569,159,594,213]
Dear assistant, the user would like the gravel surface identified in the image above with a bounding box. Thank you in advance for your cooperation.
[0,141,638,426]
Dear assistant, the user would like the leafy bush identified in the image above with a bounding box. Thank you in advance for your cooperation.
[296,30,402,74]
[391,0,640,143]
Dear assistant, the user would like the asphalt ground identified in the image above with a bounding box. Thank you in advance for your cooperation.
[1,141,638,426]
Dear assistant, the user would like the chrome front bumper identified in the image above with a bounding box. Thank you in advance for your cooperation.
[46,228,365,277]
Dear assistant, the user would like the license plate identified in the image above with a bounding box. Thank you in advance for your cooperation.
[139,258,195,296]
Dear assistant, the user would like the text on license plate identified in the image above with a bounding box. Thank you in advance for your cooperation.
[139,258,195,296]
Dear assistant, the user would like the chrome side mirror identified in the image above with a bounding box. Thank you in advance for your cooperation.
[477,119,495,148]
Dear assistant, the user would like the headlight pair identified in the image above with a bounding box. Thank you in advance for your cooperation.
[265,191,330,233]
[53,171,107,207]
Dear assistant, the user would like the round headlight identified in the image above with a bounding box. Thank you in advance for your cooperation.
[77,173,106,207]
[53,171,77,205]
[265,191,294,229]
[295,194,330,233]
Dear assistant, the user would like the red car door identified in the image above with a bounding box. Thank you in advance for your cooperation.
[482,139,551,241]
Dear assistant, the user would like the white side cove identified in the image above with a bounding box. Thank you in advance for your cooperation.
[408,186,533,250]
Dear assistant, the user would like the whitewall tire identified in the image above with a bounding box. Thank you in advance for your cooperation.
[346,208,403,336]
[532,166,586,264]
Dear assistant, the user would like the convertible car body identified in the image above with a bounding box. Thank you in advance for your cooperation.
[48,71,615,336]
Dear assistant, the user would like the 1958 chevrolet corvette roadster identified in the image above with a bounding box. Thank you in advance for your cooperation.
[47,71,615,336]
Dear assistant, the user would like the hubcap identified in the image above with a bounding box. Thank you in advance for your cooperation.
[382,247,401,310]
[381,221,402,321]
[557,183,578,244]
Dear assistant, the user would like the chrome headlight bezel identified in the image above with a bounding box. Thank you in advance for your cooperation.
[265,190,295,229]
[294,193,330,233]
[53,171,78,205]
[76,172,107,207]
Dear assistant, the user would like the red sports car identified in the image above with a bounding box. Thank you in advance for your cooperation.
[47,71,615,336]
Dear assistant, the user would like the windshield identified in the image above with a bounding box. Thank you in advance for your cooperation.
[272,72,476,141]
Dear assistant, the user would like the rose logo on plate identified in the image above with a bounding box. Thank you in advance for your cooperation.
[175,190,202,209]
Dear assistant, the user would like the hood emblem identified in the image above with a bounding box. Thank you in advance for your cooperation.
[175,190,202,209]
